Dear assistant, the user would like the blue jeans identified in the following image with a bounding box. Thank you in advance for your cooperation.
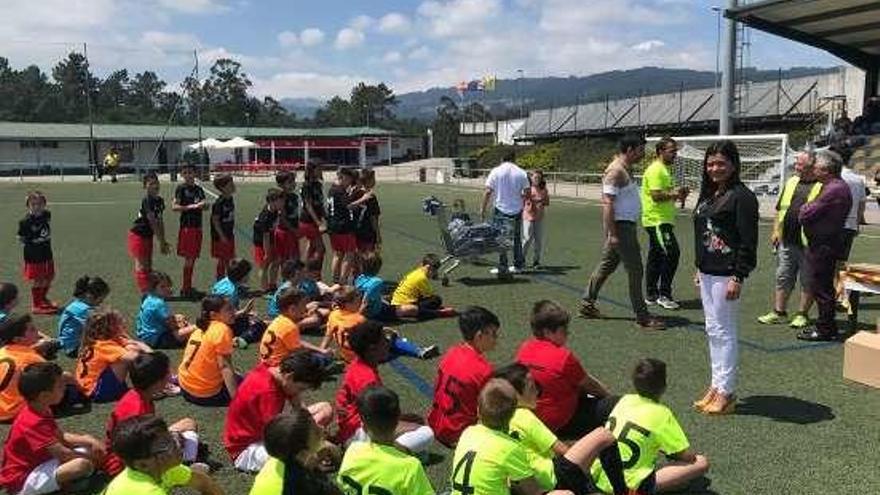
[493,209,524,270]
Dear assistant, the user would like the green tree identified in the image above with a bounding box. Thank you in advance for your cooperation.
[314,96,355,127]
[350,82,397,127]
[432,96,460,157]
[201,58,253,125]
[51,52,98,122]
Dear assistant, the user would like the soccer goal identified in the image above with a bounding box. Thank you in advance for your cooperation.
[645,134,794,198]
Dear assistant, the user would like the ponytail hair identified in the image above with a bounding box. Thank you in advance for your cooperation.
[197,295,227,329]
[73,276,110,301]
[264,408,327,495]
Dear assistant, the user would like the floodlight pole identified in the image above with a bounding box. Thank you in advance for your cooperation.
[719,0,737,135]
[83,43,96,172]
[194,49,204,167]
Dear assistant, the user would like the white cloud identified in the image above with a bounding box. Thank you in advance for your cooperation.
[383,51,403,64]
[252,71,373,99]
[408,46,432,60]
[350,15,374,30]
[300,28,325,47]
[277,31,299,47]
[141,31,201,50]
[156,0,230,14]
[335,28,365,50]
[417,0,502,38]
[378,13,411,34]
[631,39,665,52]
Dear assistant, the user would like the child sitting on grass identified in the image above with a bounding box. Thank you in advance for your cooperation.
[0,362,106,495]
[57,275,110,357]
[0,314,57,422]
[390,253,456,318]
[355,253,454,323]
[211,258,265,347]
[266,260,326,333]
[260,287,332,368]
[0,284,60,359]
[178,296,241,407]
[104,415,222,495]
[137,271,197,349]
[75,309,151,403]
[103,352,201,477]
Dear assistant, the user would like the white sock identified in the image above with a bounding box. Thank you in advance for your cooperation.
[396,426,434,453]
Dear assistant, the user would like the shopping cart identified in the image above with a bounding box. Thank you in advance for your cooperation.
[422,196,511,285]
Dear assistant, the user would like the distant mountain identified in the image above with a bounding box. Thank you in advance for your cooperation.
[390,66,839,122]
[280,97,324,119]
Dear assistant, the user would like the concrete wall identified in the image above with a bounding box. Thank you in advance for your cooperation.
[0,140,89,165]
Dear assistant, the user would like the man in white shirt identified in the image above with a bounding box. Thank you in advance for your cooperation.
[480,150,530,274]
[840,165,867,261]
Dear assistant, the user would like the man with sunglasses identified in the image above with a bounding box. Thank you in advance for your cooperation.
[641,137,689,310]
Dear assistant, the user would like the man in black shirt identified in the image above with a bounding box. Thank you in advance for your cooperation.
[172,165,208,298]
[211,174,237,279]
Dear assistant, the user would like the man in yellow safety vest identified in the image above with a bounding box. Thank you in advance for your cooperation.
[756,151,822,328]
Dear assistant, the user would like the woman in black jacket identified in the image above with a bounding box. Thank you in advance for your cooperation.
[692,140,758,415]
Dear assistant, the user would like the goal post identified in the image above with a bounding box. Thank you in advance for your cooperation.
[645,133,793,198]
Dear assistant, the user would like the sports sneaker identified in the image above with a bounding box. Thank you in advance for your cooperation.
[578,301,602,319]
[657,296,680,310]
[789,313,809,329]
[757,311,788,325]
[31,305,59,315]
[644,297,658,306]
[419,345,441,360]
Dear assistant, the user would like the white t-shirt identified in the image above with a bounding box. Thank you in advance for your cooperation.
[486,162,530,215]
[841,167,867,231]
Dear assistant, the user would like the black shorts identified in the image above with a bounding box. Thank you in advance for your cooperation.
[557,394,620,440]
[637,470,658,494]
[841,229,857,261]
[553,456,597,495]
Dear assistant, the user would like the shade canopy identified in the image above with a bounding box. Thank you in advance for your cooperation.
[216,137,256,149]
[187,138,224,150]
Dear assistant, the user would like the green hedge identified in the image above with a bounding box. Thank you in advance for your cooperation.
[471,137,619,173]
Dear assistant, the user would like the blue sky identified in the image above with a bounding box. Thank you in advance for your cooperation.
[0,0,843,100]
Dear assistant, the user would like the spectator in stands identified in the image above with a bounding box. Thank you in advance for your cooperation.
[797,150,852,342]
[580,134,665,330]
[480,149,530,275]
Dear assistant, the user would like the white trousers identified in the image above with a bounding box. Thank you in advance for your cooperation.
[522,219,544,264]
[348,425,434,453]
[699,273,740,395]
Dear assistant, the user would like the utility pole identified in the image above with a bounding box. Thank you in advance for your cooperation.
[517,69,525,120]
[194,49,204,167]
[719,0,737,135]
[83,43,96,175]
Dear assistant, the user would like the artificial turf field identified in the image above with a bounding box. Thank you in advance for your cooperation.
[1,178,879,495]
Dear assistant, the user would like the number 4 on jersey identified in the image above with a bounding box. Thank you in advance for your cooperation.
[451,450,477,495]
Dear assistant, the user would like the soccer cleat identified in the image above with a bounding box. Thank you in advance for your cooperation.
[636,316,666,331]
[644,297,658,306]
[789,313,809,329]
[419,345,441,360]
[578,301,602,319]
[693,387,717,410]
[31,304,59,315]
[795,328,838,342]
[757,310,788,325]
[657,296,680,310]
[701,393,736,415]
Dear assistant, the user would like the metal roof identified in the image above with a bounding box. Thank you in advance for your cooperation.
[728,0,880,70]
[0,122,396,141]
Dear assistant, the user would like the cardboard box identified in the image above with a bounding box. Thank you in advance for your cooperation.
[843,329,880,389]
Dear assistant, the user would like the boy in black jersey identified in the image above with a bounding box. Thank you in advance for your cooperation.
[18,191,58,314]
[128,173,170,294]
[299,161,326,268]
[253,189,285,291]
[274,171,301,263]
[210,174,237,279]
[326,167,358,284]
[172,165,208,299]
[350,168,381,253]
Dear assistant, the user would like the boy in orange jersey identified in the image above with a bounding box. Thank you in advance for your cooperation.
[0,314,48,422]
[259,287,332,367]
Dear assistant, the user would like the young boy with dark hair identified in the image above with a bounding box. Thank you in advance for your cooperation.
[428,306,498,447]
[0,314,48,422]
[0,362,104,495]
[212,258,264,347]
[356,253,452,322]
[18,191,58,314]
[172,164,208,299]
[210,173,237,279]
[274,171,301,263]
[390,253,456,319]
[224,349,334,473]
[327,167,358,283]
[516,300,615,438]
[104,415,222,495]
[129,172,170,294]
[335,321,433,452]
[451,379,561,495]
[103,352,201,476]
[590,358,709,494]
[253,188,285,291]
[337,385,435,494]
[259,287,331,367]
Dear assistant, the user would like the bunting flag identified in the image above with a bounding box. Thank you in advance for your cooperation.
[466,79,483,92]
[482,74,496,91]
[455,80,468,96]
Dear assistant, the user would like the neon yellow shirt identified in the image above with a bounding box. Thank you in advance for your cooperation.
[509,407,558,490]
[391,267,434,306]
[591,394,690,491]
[640,159,676,227]
[250,457,283,495]
[451,424,534,495]
[337,441,435,495]
[104,465,192,495]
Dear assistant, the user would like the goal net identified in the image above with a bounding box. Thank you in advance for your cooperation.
[645,134,794,198]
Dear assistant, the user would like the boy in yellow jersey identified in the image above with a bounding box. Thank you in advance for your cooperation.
[591,358,709,494]
[451,379,570,495]
[0,314,46,421]
[105,415,222,495]
[390,254,456,320]
[260,287,332,367]
[337,385,435,494]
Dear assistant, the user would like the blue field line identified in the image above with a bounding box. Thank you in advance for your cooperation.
[383,225,838,355]
[200,184,439,398]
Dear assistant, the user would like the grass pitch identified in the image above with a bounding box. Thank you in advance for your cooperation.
[0,179,878,494]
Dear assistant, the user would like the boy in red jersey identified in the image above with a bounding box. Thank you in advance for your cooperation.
[427,306,497,447]
[18,191,58,314]
[172,164,208,299]
[516,300,617,439]
[210,173,237,279]
[128,172,170,294]
[103,352,200,476]
[334,321,433,453]
[0,362,104,495]
[274,171,301,263]
[223,349,333,473]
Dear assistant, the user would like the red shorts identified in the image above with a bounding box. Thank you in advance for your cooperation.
[177,227,202,259]
[298,221,322,241]
[330,233,357,253]
[253,245,269,268]
[273,227,300,260]
[211,238,236,260]
[22,260,55,281]
[356,238,376,252]
[127,231,153,260]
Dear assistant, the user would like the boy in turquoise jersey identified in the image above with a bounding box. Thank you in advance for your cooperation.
[591,358,709,493]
